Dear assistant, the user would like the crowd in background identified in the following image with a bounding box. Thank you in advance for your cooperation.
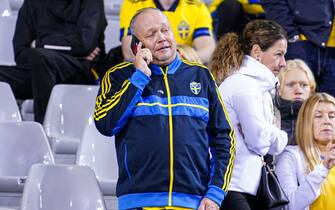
[0,0,335,210]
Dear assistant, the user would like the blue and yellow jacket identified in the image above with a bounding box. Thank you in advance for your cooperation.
[94,56,235,209]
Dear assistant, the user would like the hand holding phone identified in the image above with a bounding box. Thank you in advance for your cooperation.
[131,35,141,55]
[132,36,152,77]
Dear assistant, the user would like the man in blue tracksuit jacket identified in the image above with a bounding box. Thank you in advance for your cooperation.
[94,8,235,210]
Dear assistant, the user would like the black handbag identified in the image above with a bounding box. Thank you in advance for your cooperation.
[257,162,289,209]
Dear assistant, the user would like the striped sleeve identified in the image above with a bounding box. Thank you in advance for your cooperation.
[205,70,236,206]
[94,62,151,136]
[192,3,213,40]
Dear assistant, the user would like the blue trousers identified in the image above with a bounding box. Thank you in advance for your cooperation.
[286,41,335,97]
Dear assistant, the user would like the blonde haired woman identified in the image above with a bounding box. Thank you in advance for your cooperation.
[276,93,335,210]
[274,59,316,144]
[212,19,288,210]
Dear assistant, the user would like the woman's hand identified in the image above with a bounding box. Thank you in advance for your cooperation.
[322,142,335,169]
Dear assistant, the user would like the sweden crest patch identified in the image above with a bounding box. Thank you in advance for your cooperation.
[190,82,201,95]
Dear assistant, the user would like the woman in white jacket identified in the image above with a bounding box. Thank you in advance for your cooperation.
[275,93,335,210]
[210,19,288,210]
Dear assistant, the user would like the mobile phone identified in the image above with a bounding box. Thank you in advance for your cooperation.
[131,35,141,55]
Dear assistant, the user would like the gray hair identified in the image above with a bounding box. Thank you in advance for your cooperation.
[129,7,164,36]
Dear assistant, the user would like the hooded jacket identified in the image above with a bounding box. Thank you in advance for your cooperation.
[219,55,287,195]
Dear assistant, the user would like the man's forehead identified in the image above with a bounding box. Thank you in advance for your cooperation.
[136,10,170,29]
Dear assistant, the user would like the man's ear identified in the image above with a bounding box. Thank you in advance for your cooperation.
[250,44,262,61]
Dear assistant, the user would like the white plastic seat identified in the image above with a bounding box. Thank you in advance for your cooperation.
[20,99,34,121]
[0,82,21,122]
[0,16,17,65]
[43,84,99,162]
[105,18,121,52]
[76,124,118,209]
[21,164,106,210]
[76,124,118,195]
[0,0,10,14]
[0,122,54,208]
[8,0,23,13]
[104,0,122,17]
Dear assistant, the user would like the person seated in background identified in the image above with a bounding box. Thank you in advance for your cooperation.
[262,0,335,97]
[177,44,203,64]
[211,19,288,210]
[208,0,264,39]
[94,8,235,209]
[0,0,107,123]
[119,0,216,65]
[274,59,316,145]
[275,92,335,210]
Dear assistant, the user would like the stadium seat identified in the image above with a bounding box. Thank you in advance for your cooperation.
[21,164,106,210]
[43,84,99,163]
[0,0,10,14]
[0,122,54,208]
[20,99,34,121]
[0,15,16,65]
[8,0,23,13]
[105,17,121,53]
[0,82,21,122]
[76,124,118,209]
[104,0,122,17]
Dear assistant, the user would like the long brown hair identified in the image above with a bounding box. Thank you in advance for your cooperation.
[210,19,287,85]
[296,93,335,172]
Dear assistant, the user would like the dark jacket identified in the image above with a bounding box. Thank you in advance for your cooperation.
[94,56,235,209]
[13,0,107,65]
[274,95,303,145]
[261,0,334,47]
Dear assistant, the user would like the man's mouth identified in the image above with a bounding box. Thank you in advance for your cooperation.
[157,46,170,51]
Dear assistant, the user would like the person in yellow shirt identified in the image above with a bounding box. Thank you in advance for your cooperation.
[275,92,335,210]
[119,0,216,64]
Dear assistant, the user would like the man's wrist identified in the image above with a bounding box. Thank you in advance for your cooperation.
[129,69,151,90]
[205,185,226,207]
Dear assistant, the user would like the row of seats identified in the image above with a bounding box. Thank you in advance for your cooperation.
[0,82,118,209]
[0,82,99,163]
[0,122,118,209]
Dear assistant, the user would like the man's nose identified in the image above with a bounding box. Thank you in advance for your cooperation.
[157,31,165,41]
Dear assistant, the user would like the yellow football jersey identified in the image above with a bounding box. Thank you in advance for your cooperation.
[208,0,264,15]
[327,18,335,47]
[120,0,213,46]
[310,168,335,210]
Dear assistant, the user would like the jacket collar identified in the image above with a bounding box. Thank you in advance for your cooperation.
[274,95,303,118]
[149,55,182,75]
[237,55,278,92]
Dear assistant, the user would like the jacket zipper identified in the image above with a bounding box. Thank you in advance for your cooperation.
[161,67,174,206]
